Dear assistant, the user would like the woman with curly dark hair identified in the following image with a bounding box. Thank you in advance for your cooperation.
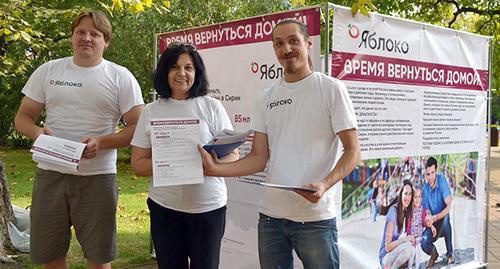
[130,42,239,269]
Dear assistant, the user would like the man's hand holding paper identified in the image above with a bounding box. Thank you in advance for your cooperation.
[81,136,100,159]
[35,126,54,139]
[294,181,328,203]
[30,134,86,173]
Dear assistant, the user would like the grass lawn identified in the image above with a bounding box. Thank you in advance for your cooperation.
[0,147,156,268]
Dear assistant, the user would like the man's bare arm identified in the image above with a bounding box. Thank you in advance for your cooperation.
[14,97,53,139]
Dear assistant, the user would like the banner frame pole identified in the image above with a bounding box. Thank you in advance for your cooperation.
[148,34,160,259]
[323,2,330,75]
[152,34,159,102]
[485,37,494,264]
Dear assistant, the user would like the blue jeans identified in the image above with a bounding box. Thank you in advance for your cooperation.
[370,200,378,222]
[421,215,453,257]
[258,213,339,269]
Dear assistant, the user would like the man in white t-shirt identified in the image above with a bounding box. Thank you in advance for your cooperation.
[14,11,144,269]
[199,19,360,268]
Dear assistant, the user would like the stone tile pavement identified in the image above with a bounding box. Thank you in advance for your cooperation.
[487,146,500,269]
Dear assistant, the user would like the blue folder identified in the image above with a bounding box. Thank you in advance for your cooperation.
[203,141,245,158]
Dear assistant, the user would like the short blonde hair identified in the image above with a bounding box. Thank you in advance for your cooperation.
[71,11,112,42]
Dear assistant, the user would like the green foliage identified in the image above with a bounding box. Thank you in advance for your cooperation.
[0,0,83,146]
[493,88,500,122]
[351,0,377,16]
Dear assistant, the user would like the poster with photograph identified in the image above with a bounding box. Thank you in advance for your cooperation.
[332,6,489,268]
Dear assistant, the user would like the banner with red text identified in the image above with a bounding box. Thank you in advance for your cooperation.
[158,7,321,268]
[332,5,489,268]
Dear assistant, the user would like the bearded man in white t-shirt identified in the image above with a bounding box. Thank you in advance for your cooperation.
[14,11,144,269]
[199,18,360,269]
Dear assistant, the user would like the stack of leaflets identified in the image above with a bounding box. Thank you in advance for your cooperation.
[203,129,252,158]
[30,134,86,173]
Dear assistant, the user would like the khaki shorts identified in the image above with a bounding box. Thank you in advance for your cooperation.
[30,169,118,264]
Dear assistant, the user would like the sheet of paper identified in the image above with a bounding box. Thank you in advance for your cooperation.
[151,118,204,187]
[237,179,317,193]
[30,134,86,173]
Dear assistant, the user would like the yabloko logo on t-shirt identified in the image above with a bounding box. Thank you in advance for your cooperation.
[49,79,83,88]
[267,98,293,110]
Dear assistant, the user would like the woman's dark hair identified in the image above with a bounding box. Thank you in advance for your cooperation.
[153,43,209,99]
[396,179,413,232]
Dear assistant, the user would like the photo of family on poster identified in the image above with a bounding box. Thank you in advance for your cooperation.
[341,153,478,268]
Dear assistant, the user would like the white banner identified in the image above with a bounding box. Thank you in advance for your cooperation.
[332,6,489,268]
[158,7,321,268]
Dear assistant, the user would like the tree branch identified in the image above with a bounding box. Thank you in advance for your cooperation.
[0,36,6,57]
[477,16,493,33]
[435,0,500,28]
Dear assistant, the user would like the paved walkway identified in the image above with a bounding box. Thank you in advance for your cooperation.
[487,146,500,268]
[130,147,500,269]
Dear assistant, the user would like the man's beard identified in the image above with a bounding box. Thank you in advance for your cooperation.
[284,63,298,74]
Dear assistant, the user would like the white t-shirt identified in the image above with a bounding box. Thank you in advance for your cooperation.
[22,57,144,175]
[131,96,233,213]
[251,72,357,222]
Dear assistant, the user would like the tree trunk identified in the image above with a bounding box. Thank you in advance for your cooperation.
[0,156,17,262]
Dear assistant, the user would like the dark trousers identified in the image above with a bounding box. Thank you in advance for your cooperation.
[421,215,453,257]
[148,198,226,269]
